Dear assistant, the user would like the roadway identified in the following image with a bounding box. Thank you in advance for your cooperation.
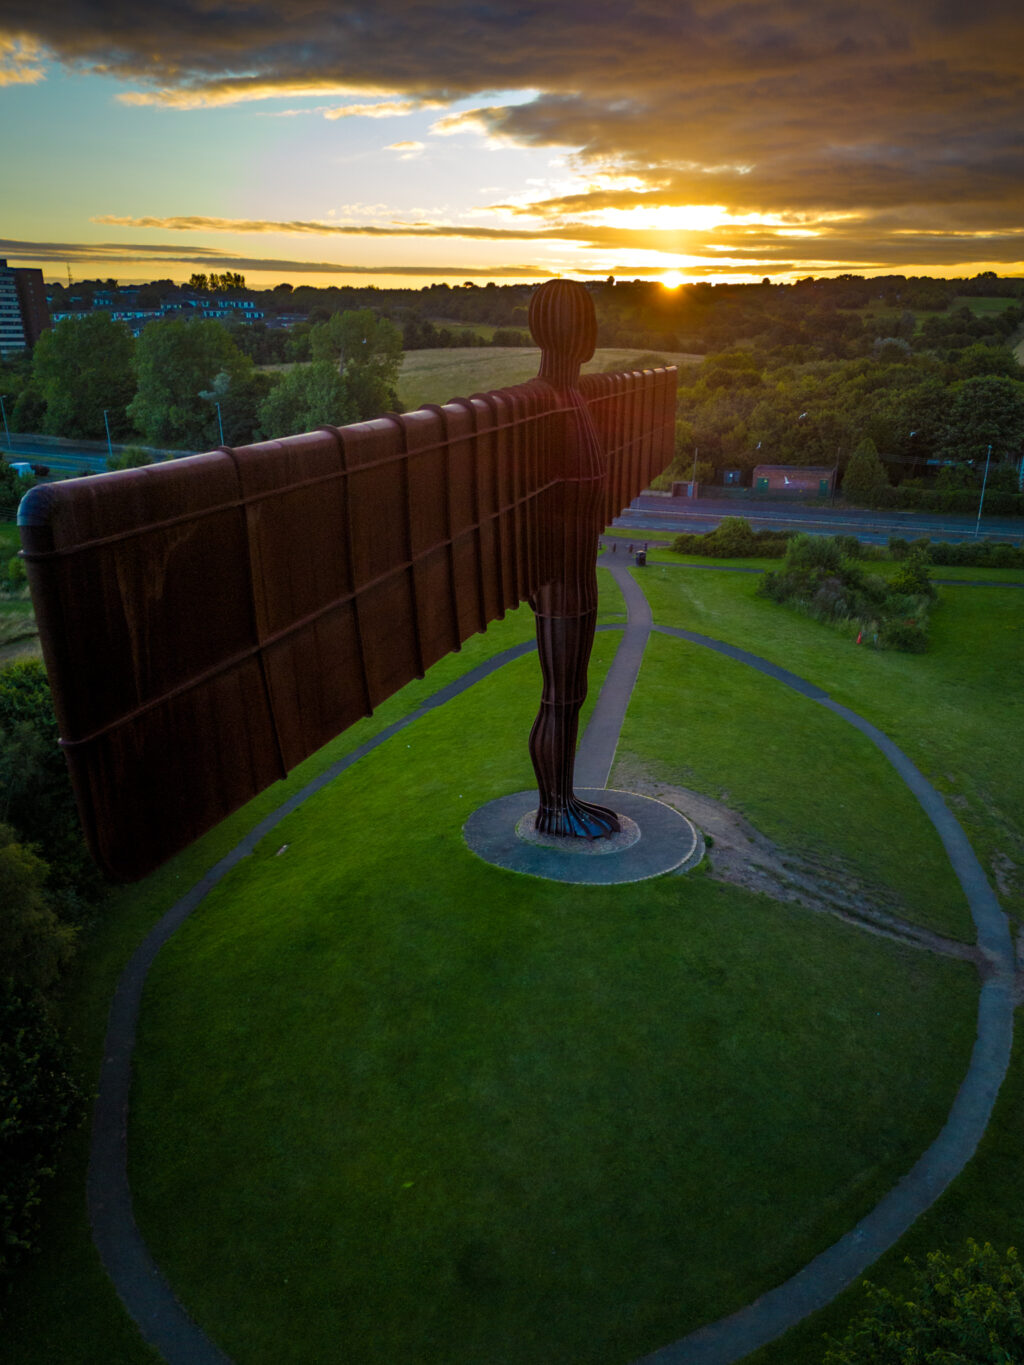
[614,494,1024,546]
[1,434,184,476]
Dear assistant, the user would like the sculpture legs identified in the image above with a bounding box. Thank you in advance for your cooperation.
[528,603,621,838]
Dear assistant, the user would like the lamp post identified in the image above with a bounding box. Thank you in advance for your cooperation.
[0,395,10,449]
[103,409,113,463]
[215,402,225,445]
[974,444,993,539]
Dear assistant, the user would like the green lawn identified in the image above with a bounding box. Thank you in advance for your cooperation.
[636,564,1024,923]
[3,559,1017,1364]
[127,651,976,1364]
[615,631,971,939]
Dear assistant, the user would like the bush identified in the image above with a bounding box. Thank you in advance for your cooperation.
[0,982,83,1284]
[890,552,936,599]
[877,618,929,653]
[3,556,26,592]
[671,518,790,558]
[836,535,862,559]
[890,538,1024,570]
[823,1240,1024,1363]
[784,533,843,573]
[758,536,936,651]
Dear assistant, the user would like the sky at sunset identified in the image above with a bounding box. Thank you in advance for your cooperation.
[1,1,1022,289]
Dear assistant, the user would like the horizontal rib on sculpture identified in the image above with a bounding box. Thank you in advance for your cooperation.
[18,280,676,881]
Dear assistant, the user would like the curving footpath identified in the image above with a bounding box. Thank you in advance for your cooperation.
[88,560,1016,1365]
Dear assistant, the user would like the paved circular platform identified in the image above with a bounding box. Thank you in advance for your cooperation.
[463,788,705,884]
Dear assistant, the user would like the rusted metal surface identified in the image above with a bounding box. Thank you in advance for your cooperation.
[19,280,675,880]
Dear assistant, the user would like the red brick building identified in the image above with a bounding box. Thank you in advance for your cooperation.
[752,464,836,495]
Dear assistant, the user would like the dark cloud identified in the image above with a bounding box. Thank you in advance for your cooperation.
[0,237,551,277]
[87,214,1024,269]
[3,1,1022,272]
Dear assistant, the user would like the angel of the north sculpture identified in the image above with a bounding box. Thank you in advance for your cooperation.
[17,279,676,881]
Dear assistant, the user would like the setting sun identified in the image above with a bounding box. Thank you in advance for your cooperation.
[661,271,685,289]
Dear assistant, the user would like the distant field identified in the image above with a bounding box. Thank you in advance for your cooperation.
[854,294,1021,335]
[397,345,702,410]
[950,295,1020,315]
[425,317,500,340]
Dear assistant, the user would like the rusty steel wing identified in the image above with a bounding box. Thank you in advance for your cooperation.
[19,367,675,880]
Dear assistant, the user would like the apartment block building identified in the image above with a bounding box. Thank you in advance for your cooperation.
[0,259,51,357]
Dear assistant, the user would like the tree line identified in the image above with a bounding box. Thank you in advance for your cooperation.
[0,308,405,454]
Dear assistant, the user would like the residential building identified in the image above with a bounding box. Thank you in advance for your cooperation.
[0,259,51,356]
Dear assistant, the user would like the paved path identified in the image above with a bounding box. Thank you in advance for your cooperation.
[88,567,1016,1365]
[576,562,652,787]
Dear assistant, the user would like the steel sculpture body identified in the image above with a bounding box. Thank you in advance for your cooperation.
[527,281,620,837]
[18,280,675,880]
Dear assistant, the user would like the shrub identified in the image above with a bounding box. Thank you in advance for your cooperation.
[823,1240,1024,1364]
[784,533,843,573]
[758,536,936,651]
[710,517,757,556]
[890,552,936,599]
[671,518,790,559]
[0,982,83,1285]
[877,618,929,653]
[4,556,26,592]
[836,535,861,559]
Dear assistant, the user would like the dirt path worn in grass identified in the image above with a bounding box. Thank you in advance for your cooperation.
[615,762,982,966]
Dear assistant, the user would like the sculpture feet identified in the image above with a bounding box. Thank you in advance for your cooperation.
[534,794,622,840]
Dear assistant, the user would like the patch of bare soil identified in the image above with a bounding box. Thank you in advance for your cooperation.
[614,763,979,965]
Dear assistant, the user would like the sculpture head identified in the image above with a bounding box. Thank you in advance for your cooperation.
[530,279,598,389]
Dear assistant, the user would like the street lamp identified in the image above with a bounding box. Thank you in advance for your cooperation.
[0,395,10,449]
[103,409,114,463]
[974,444,993,538]
[215,402,225,445]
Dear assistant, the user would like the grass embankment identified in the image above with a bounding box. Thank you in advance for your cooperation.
[3,562,1014,1363]
[127,651,975,1365]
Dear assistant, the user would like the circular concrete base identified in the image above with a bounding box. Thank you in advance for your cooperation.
[463,788,705,885]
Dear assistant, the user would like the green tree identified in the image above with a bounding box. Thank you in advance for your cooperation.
[940,375,1024,463]
[31,315,135,440]
[842,437,888,503]
[105,445,154,471]
[198,367,272,447]
[256,361,355,440]
[0,825,76,994]
[310,309,403,419]
[129,320,255,449]
[824,1241,1024,1363]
